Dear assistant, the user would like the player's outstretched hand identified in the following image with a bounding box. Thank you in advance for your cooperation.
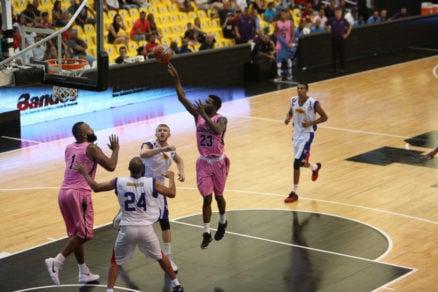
[194,99,206,116]
[107,134,120,152]
[168,63,179,80]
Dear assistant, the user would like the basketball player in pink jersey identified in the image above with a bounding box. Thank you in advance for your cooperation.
[168,63,230,249]
[284,83,328,203]
[274,9,295,82]
[45,122,120,285]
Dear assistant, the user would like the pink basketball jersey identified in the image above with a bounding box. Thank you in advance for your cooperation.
[276,20,292,50]
[196,114,225,158]
[61,142,97,190]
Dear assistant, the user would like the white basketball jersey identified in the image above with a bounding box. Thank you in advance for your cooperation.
[115,176,160,226]
[290,96,319,137]
[141,139,175,183]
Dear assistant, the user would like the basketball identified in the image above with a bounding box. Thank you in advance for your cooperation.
[153,45,173,63]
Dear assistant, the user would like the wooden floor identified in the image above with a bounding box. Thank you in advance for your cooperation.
[1,56,437,291]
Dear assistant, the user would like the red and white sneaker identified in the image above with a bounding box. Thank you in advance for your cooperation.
[312,163,321,181]
[284,191,299,203]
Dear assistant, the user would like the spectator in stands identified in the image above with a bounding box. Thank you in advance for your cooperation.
[52,0,71,27]
[69,0,96,28]
[263,2,277,23]
[184,19,205,45]
[251,7,263,36]
[391,7,410,20]
[144,33,159,58]
[115,46,129,64]
[68,28,96,65]
[178,37,192,54]
[170,41,179,55]
[130,10,151,41]
[107,14,129,46]
[313,7,327,27]
[193,17,206,43]
[380,9,388,22]
[13,13,27,34]
[22,0,42,24]
[222,12,235,39]
[326,6,352,73]
[273,8,295,82]
[309,0,322,12]
[39,11,54,29]
[234,7,256,44]
[174,0,194,12]
[251,0,266,14]
[311,18,326,32]
[367,9,381,24]
[300,3,314,25]
[195,0,223,11]
[324,0,336,18]
[30,34,46,62]
[251,33,275,66]
[147,13,161,40]
[199,33,215,50]
[345,8,360,26]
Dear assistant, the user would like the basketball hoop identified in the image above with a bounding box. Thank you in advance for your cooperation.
[47,58,89,101]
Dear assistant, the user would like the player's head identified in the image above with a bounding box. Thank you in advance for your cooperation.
[72,122,97,143]
[296,82,309,97]
[129,156,144,178]
[205,94,222,116]
[155,124,171,142]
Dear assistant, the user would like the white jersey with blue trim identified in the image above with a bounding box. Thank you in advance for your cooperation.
[115,176,160,226]
[290,96,319,137]
[141,139,176,183]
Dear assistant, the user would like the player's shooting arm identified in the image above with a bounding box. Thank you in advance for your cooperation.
[167,63,197,117]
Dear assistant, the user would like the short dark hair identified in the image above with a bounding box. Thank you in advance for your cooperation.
[72,121,85,141]
[297,82,309,89]
[208,94,222,109]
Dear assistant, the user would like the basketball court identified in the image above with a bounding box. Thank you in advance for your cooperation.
[0,52,437,291]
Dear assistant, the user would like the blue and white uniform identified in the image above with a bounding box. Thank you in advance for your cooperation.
[289,96,319,161]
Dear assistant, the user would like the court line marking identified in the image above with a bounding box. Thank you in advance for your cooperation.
[226,113,411,139]
[13,284,140,292]
[0,186,436,225]
[172,209,415,272]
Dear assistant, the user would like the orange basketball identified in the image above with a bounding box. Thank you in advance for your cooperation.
[153,45,173,63]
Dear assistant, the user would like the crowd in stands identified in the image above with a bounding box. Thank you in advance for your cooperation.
[0,0,417,68]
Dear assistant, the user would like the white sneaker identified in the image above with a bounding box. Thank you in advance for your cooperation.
[45,257,62,285]
[272,76,282,83]
[78,271,100,284]
[286,75,293,81]
[169,257,178,273]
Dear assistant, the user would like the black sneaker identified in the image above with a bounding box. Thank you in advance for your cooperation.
[201,232,212,249]
[173,285,184,292]
[214,221,228,241]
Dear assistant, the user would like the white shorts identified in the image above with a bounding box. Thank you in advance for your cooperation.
[114,225,162,265]
[293,132,314,161]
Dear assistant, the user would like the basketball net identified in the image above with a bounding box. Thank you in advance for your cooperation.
[49,58,89,101]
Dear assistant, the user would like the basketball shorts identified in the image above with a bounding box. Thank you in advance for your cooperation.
[58,188,94,240]
[114,225,162,265]
[196,154,230,197]
[293,132,314,161]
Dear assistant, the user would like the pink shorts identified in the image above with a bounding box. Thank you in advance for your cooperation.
[58,188,94,240]
[196,155,230,197]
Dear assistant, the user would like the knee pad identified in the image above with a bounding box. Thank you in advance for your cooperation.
[294,159,304,170]
[159,219,170,231]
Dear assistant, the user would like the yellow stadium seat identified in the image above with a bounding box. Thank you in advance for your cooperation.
[118,9,131,21]
[179,13,189,24]
[157,4,169,15]
[129,7,140,20]
[168,3,178,14]
[107,9,118,21]
[197,10,208,20]
[84,23,95,34]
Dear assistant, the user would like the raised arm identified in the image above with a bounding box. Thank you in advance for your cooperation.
[167,63,197,117]
[140,142,176,158]
[173,153,185,182]
[155,170,176,198]
[86,134,119,171]
[75,163,116,192]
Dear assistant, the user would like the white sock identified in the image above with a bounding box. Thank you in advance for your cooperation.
[171,278,180,287]
[203,223,210,234]
[277,62,282,77]
[78,263,88,274]
[287,59,292,75]
[55,253,65,264]
[107,289,114,292]
[293,184,298,193]
[219,213,227,224]
[309,162,317,171]
[163,242,171,257]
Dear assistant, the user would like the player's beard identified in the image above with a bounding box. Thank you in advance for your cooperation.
[205,107,213,116]
[87,133,97,143]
